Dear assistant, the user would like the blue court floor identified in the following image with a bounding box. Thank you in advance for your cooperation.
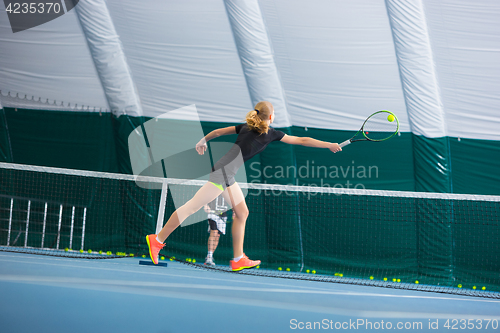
[1,252,499,333]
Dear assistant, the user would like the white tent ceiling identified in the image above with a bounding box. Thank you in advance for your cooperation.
[0,0,498,139]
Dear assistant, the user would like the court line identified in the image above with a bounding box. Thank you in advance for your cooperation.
[1,274,500,320]
[0,253,346,292]
[2,253,499,303]
[1,273,499,304]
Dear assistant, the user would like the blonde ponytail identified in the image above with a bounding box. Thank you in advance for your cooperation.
[245,101,273,134]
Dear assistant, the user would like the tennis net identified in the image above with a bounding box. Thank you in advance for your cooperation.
[1,162,499,297]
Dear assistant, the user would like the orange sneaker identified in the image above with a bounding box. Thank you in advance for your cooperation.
[230,254,261,271]
[146,234,165,265]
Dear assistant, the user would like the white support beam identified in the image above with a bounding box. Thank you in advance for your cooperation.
[75,0,142,117]
[224,0,291,128]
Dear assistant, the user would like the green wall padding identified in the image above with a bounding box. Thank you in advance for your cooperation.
[0,108,13,162]
[1,108,499,293]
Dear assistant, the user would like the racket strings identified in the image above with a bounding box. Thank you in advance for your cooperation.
[362,112,398,141]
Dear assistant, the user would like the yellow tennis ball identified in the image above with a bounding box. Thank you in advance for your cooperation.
[79,249,84,253]
[286,268,290,272]
[306,270,310,273]
[312,270,316,274]
[397,279,401,283]
[387,114,395,122]
[369,276,374,280]
[64,248,69,252]
[87,249,92,253]
[192,259,196,263]
[482,286,486,290]
[278,267,282,271]
[458,284,462,288]
[383,277,387,281]
[161,256,165,260]
[415,280,419,284]
[392,278,397,282]
[340,274,343,277]
[142,254,146,258]
[256,265,260,269]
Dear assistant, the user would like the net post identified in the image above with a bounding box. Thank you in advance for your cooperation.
[7,198,13,246]
[24,200,31,247]
[156,180,169,234]
[41,202,47,248]
[56,204,63,249]
[69,206,75,249]
[81,207,87,251]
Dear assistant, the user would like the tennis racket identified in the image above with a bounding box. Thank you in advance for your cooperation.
[339,110,399,148]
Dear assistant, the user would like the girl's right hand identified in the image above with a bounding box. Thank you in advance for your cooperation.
[196,139,207,155]
[329,143,342,153]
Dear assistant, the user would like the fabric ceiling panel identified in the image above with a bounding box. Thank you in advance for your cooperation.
[424,0,500,140]
[0,7,109,112]
[259,0,410,132]
[106,0,253,122]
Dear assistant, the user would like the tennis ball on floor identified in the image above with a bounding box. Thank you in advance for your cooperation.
[397,279,401,283]
[64,248,69,252]
[383,277,388,281]
[192,259,196,263]
[107,251,112,255]
[482,286,486,290]
[312,270,316,274]
[256,266,260,269]
[340,274,343,277]
[278,267,282,271]
[458,284,462,288]
[169,258,173,261]
[160,256,165,260]
[472,286,476,290]
[129,254,134,257]
[88,249,92,253]
[387,114,395,122]
[79,249,84,253]
[286,268,290,272]
[142,254,146,258]
[370,276,374,280]
[415,280,419,284]
[306,270,310,273]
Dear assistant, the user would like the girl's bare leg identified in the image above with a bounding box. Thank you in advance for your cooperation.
[157,182,222,243]
[221,183,248,258]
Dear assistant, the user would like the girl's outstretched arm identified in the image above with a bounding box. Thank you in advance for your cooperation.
[280,134,342,153]
[196,126,237,155]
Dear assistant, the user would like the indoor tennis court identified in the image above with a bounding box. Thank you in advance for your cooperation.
[1,0,500,332]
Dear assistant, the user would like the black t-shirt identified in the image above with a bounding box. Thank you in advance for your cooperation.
[211,123,285,177]
[234,123,285,162]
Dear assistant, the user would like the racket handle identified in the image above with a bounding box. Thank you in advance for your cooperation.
[339,140,351,148]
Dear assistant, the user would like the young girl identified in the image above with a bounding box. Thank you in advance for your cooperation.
[146,101,342,271]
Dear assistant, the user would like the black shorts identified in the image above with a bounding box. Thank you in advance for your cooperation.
[208,219,223,235]
[208,168,236,190]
